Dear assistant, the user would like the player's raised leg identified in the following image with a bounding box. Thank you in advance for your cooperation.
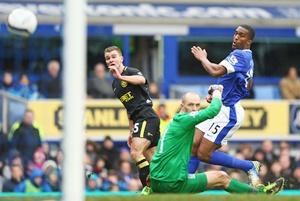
[195,122,261,186]
[204,171,284,194]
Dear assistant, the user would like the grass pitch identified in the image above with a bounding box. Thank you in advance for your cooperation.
[92,194,300,201]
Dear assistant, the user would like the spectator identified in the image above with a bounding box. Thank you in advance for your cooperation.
[55,149,63,171]
[2,164,24,192]
[261,140,277,168]
[27,148,46,174]
[118,161,134,184]
[15,168,51,192]
[109,184,120,192]
[119,148,132,162]
[279,145,296,168]
[0,71,14,92]
[87,63,114,99]
[264,161,282,183]
[252,148,265,162]
[279,141,290,151]
[99,136,120,170]
[9,154,23,168]
[127,178,142,191]
[148,82,160,99]
[85,140,99,166]
[86,174,102,192]
[102,170,126,191]
[279,154,294,181]
[41,142,51,160]
[93,157,107,179]
[290,165,300,189]
[228,170,247,182]
[237,143,254,160]
[9,109,43,166]
[156,103,171,134]
[279,65,300,99]
[42,159,61,192]
[39,60,62,98]
[46,170,61,192]
[119,148,138,173]
[259,164,268,184]
[10,73,41,100]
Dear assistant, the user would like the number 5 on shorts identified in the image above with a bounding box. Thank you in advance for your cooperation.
[133,123,139,133]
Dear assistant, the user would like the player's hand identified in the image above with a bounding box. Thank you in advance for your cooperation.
[108,66,122,79]
[191,46,207,61]
[208,84,224,93]
[208,85,223,99]
[206,94,213,103]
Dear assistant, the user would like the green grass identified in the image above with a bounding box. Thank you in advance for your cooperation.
[1,194,300,201]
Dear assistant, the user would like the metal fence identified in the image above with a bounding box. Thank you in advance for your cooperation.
[0,90,27,133]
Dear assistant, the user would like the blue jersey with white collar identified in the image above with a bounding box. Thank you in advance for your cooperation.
[218,49,254,106]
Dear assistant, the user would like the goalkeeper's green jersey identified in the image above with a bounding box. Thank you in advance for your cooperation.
[150,98,222,182]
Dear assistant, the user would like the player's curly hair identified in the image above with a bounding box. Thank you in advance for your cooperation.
[240,24,255,40]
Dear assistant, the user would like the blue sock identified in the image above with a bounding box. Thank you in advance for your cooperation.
[188,156,200,173]
[209,151,253,172]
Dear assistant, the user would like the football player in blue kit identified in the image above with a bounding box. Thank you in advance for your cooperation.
[189,25,261,187]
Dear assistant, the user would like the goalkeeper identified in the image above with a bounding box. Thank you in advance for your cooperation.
[150,85,284,194]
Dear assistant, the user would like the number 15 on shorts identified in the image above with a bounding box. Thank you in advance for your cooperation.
[208,123,220,134]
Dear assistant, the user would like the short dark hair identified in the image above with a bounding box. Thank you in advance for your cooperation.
[240,24,255,40]
[104,46,122,56]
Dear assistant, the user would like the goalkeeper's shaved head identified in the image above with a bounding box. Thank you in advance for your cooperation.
[180,92,201,113]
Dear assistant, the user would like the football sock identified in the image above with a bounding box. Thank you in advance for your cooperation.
[136,156,150,187]
[209,151,253,172]
[226,178,258,193]
[188,156,200,173]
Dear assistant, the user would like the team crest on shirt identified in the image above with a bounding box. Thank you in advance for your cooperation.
[120,81,128,87]
[228,55,238,65]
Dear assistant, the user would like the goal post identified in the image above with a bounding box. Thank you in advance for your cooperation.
[62,0,87,201]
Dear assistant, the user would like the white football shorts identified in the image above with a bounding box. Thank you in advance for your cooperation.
[195,101,244,145]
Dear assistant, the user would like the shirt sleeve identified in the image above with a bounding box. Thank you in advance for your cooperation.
[219,50,246,74]
[129,68,144,76]
[180,98,222,129]
[127,68,146,84]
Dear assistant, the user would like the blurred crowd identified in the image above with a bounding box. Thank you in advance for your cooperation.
[1,60,300,101]
[0,123,300,193]
[0,60,163,100]
[0,132,143,193]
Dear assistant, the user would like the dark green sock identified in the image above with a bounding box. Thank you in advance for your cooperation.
[225,179,258,193]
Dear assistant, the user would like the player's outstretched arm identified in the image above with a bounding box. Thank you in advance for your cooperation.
[191,46,226,77]
[182,86,222,129]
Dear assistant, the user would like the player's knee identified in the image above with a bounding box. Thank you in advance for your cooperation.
[130,148,143,161]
